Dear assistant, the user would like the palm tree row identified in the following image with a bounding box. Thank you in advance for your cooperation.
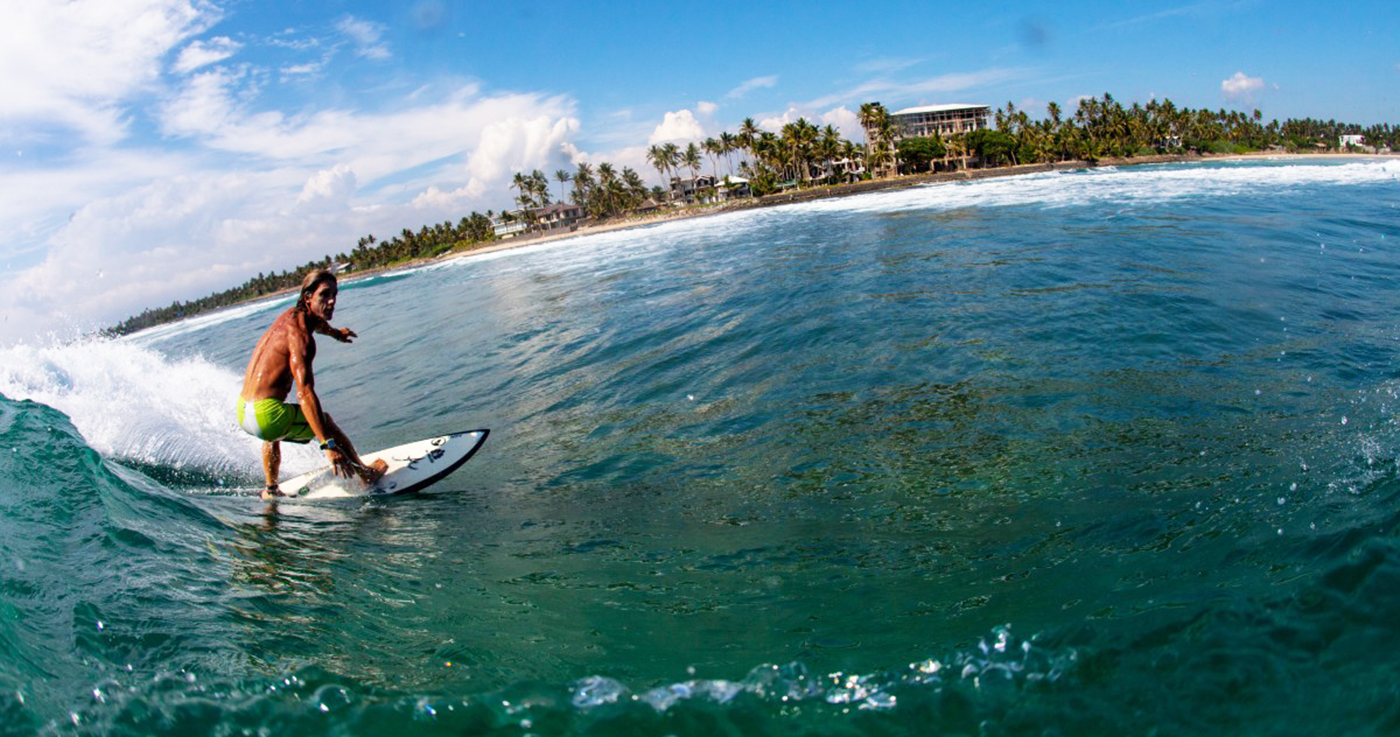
[935,94,1396,170]
[110,91,1393,336]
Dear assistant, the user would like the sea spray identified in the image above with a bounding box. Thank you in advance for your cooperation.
[0,337,323,480]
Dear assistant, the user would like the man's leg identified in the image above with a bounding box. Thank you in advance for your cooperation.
[261,440,283,499]
[322,413,388,483]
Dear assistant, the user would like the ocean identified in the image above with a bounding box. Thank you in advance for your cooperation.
[3,158,1399,735]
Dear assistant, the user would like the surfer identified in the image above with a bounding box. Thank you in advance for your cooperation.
[237,269,387,499]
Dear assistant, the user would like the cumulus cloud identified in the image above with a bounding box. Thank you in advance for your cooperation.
[727,75,778,99]
[2,82,580,343]
[756,105,858,140]
[648,109,706,145]
[820,106,861,142]
[464,114,580,197]
[0,0,217,143]
[337,16,391,60]
[298,164,357,205]
[697,100,718,117]
[1221,71,1264,102]
[173,36,241,74]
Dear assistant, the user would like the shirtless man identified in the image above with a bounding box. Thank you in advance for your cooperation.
[237,269,387,499]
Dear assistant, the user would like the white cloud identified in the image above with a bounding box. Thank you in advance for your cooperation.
[173,36,241,74]
[0,0,217,144]
[697,100,718,117]
[755,105,861,142]
[1,80,581,343]
[820,106,861,142]
[648,109,706,145]
[852,58,922,75]
[1101,0,1256,31]
[727,75,778,99]
[464,114,580,197]
[298,164,357,204]
[803,67,1026,111]
[336,16,391,60]
[1221,71,1264,101]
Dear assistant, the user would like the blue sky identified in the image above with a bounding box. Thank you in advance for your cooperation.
[1,0,1396,343]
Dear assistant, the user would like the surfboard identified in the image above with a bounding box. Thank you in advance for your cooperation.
[276,429,489,500]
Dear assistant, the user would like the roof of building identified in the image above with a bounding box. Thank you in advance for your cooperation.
[891,104,990,116]
[533,202,582,215]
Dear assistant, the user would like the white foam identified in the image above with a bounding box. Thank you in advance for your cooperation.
[774,159,1400,217]
[0,338,321,478]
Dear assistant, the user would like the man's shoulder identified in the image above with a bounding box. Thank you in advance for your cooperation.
[265,308,312,344]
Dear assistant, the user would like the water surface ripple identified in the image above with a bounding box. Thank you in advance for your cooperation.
[2,159,1399,735]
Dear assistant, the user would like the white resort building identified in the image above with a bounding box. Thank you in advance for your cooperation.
[889,104,991,140]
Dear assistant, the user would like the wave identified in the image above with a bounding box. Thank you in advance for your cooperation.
[0,337,323,481]
[0,395,235,724]
[782,159,1400,217]
[15,625,1073,736]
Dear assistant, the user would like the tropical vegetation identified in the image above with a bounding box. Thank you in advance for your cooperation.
[107,92,1395,336]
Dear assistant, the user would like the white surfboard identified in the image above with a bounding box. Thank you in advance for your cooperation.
[277,429,489,500]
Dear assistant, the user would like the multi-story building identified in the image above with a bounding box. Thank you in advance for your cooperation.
[889,104,991,140]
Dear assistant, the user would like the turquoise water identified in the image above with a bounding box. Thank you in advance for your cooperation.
[3,159,1400,735]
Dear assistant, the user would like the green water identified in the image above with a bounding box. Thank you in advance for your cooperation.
[3,160,1400,735]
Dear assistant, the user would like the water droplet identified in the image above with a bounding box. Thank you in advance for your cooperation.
[1290,482,1297,492]
[1278,497,1286,505]
[1341,416,1348,425]
[1278,528,1284,536]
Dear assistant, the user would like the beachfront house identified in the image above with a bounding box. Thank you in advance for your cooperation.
[890,104,991,141]
[531,202,585,232]
[718,176,752,200]
[1340,134,1365,149]
[492,211,530,239]
[670,174,718,203]
[811,157,864,184]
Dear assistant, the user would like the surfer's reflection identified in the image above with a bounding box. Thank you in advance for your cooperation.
[227,503,340,598]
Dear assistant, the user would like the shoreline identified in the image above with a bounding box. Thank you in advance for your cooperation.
[412,151,1397,271]
[155,151,1400,324]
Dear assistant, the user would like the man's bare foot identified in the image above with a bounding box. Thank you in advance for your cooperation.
[261,484,285,500]
[359,458,389,485]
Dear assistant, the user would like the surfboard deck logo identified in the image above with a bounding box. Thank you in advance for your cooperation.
[278,429,489,499]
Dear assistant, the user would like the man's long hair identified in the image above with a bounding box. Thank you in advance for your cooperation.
[296,269,337,311]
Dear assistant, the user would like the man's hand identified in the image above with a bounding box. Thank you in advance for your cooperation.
[326,448,356,478]
[333,327,357,344]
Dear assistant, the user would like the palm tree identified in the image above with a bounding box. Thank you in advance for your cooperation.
[554,170,572,203]
[572,162,594,207]
[646,144,672,199]
[530,169,551,207]
[703,137,722,180]
[596,162,618,216]
[719,131,738,175]
[738,118,760,171]
[661,142,681,199]
[510,172,534,211]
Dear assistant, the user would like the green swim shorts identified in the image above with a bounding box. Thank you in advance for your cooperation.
[237,397,316,444]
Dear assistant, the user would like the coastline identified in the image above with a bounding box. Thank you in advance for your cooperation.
[413,151,1397,272]
[158,151,1400,323]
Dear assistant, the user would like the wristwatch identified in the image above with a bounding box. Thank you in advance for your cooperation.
[319,438,339,451]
